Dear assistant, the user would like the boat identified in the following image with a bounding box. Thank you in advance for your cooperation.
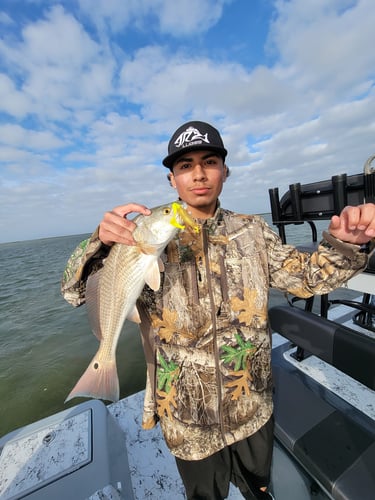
[0,158,374,499]
[267,155,375,499]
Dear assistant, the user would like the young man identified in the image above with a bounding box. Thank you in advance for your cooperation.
[62,121,375,499]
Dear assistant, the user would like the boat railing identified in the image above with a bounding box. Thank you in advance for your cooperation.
[268,155,375,333]
[268,156,375,243]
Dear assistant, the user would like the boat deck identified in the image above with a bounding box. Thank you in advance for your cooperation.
[0,303,373,499]
[107,391,244,499]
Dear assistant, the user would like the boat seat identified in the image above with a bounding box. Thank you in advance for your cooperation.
[269,305,375,389]
[272,344,375,500]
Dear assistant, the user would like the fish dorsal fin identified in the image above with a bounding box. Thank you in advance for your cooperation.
[127,305,141,324]
[86,269,103,341]
[144,259,161,291]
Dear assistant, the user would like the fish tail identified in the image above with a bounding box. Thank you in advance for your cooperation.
[65,356,119,403]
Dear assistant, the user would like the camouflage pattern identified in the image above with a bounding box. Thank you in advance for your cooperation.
[61,228,111,307]
[61,207,369,460]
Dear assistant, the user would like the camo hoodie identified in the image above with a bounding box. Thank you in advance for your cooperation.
[61,206,369,460]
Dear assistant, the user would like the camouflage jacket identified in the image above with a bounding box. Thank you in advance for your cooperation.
[61,207,369,460]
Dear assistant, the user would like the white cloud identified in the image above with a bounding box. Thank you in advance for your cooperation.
[270,0,375,102]
[0,11,13,26]
[0,147,45,166]
[0,74,32,117]
[0,0,374,243]
[118,47,295,124]
[0,123,65,150]
[77,0,142,34]
[0,5,115,122]
[22,6,98,66]
[77,0,230,36]
[157,0,229,35]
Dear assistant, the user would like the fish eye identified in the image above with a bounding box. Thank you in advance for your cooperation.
[164,208,171,215]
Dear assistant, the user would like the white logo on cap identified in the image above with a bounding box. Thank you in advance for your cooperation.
[174,126,210,149]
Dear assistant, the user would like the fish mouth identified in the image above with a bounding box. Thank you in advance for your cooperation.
[171,202,200,233]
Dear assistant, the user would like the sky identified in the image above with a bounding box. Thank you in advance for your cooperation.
[1,0,374,243]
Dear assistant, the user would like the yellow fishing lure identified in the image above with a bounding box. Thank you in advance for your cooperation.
[171,202,200,233]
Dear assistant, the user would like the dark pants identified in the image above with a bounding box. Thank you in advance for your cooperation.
[175,417,274,500]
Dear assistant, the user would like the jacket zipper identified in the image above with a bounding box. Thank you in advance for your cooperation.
[202,223,227,444]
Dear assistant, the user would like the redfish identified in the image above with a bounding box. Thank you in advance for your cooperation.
[66,201,198,403]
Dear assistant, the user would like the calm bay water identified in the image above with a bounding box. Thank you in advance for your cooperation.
[0,233,147,437]
[0,215,346,437]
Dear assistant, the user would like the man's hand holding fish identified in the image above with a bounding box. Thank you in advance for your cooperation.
[99,203,152,247]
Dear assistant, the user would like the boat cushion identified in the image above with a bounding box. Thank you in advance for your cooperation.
[269,305,375,389]
[272,342,375,500]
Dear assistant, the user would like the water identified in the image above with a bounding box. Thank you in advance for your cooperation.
[0,234,147,437]
[0,215,354,438]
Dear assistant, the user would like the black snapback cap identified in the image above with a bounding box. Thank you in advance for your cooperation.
[163,120,227,169]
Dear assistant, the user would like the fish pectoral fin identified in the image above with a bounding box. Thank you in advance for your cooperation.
[144,259,161,291]
[138,242,158,255]
[127,305,141,324]
[158,257,165,272]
